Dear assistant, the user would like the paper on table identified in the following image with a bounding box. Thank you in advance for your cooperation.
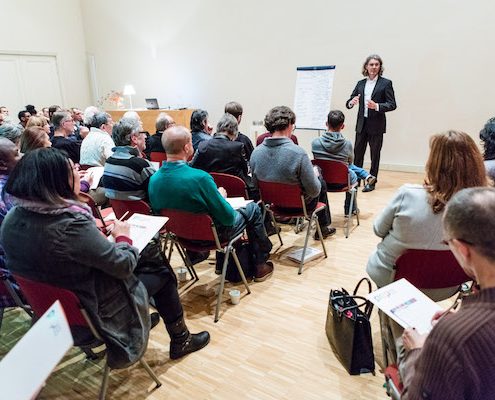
[86,166,105,190]
[109,213,168,253]
[366,278,443,335]
[226,197,253,210]
[0,300,73,400]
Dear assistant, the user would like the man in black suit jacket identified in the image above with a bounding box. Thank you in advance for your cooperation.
[346,54,396,192]
[190,113,257,199]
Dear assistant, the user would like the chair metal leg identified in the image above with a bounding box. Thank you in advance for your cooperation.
[269,209,283,246]
[176,243,198,281]
[99,363,111,400]
[298,217,313,275]
[139,359,162,388]
[231,248,251,294]
[315,217,328,259]
[214,246,231,322]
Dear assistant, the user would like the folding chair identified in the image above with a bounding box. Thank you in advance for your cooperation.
[109,199,151,220]
[210,172,249,199]
[0,269,34,329]
[109,199,196,282]
[312,159,359,238]
[160,209,251,322]
[257,180,327,274]
[381,249,471,397]
[13,274,161,400]
[149,152,167,166]
[79,192,114,232]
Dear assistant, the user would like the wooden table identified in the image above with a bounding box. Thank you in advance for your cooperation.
[107,109,193,134]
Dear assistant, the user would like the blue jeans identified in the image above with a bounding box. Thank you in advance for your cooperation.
[217,202,272,266]
[349,164,370,184]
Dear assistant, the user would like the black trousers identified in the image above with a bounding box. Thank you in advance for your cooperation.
[354,120,384,179]
[135,241,183,325]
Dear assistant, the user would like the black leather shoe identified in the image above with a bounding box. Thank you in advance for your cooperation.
[166,317,210,360]
[362,183,375,192]
[314,226,337,240]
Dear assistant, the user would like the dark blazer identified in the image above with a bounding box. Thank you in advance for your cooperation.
[145,131,164,159]
[190,133,254,193]
[346,76,396,135]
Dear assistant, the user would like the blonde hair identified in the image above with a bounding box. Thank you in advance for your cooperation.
[425,130,487,213]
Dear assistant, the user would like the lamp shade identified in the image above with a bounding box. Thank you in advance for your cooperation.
[123,84,136,96]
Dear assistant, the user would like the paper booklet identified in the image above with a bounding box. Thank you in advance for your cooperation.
[108,213,168,253]
[226,197,253,210]
[85,166,105,190]
[366,278,443,335]
[0,300,73,400]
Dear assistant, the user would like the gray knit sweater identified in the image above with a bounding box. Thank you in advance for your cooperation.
[250,137,320,201]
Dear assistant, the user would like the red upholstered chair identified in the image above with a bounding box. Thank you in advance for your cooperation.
[79,192,114,232]
[257,180,328,274]
[380,249,471,385]
[13,274,161,399]
[160,209,251,322]
[210,172,249,199]
[109,199,151,220]
[312,159,359,238]
[149,152,167,166]
[0,271,34,329]
[384,364,403,399]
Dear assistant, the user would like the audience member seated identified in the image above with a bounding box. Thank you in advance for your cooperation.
[149,125,274,282]
[399,187,495,399]
[0,137,25,311]
[190,109,212,152]
[312,110,376,199]
[256,131,298,146]
[0,148,210,365]
[80,112,115,167]
[0,113,4,126]
[0,124,22,146]
[51,110,81,163]
[103,118,155,201]
[70,107,86,140]
[366,130,487,291]
[145,112,175,159]
[479,116,495,182]
[0,106,10,123]
[26,115,50,132]
[250,106,335,239]
[25,104,37,118]
[17,110,31,129]
[190,113,257,199]
[224,101,254,160]
[20,126,52,153]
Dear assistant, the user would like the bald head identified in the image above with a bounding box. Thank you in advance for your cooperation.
[162,125,191,157]
[0,137,21,174]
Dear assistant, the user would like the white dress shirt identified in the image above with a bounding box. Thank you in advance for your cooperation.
[80,128,115,166]
[364,76,378,117]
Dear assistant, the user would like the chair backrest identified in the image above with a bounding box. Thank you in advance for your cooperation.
[257,180,304,209]
[150,152,167,166]
[394,249,471,289]
[312,159,349,190]
[210,172,248,199]
[13,274,88,327]
[79,192,106,227]
[160,209,216,242]
[110,199,151,220]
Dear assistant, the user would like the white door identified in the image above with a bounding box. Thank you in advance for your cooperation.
[0,53,63,118]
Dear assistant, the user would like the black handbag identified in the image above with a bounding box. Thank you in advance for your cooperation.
[216,240,255,283]
[325,277,375,375]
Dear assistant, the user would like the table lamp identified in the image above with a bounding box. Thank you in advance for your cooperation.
[123,84,136,110]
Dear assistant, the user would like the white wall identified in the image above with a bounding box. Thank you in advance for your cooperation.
[59,0,495,170]
[0,0,91,112]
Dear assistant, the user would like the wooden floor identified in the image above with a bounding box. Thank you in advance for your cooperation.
[0,170,424,400]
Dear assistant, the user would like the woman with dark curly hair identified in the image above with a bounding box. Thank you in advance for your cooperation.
[479,117,495,181]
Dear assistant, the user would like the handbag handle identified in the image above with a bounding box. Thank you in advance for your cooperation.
[353,277,373,296]
[331,294,369,314]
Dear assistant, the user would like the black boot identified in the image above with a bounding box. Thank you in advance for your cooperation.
[165,316,210,360]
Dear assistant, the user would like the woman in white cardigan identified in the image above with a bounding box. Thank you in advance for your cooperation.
[366,130,487,293]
